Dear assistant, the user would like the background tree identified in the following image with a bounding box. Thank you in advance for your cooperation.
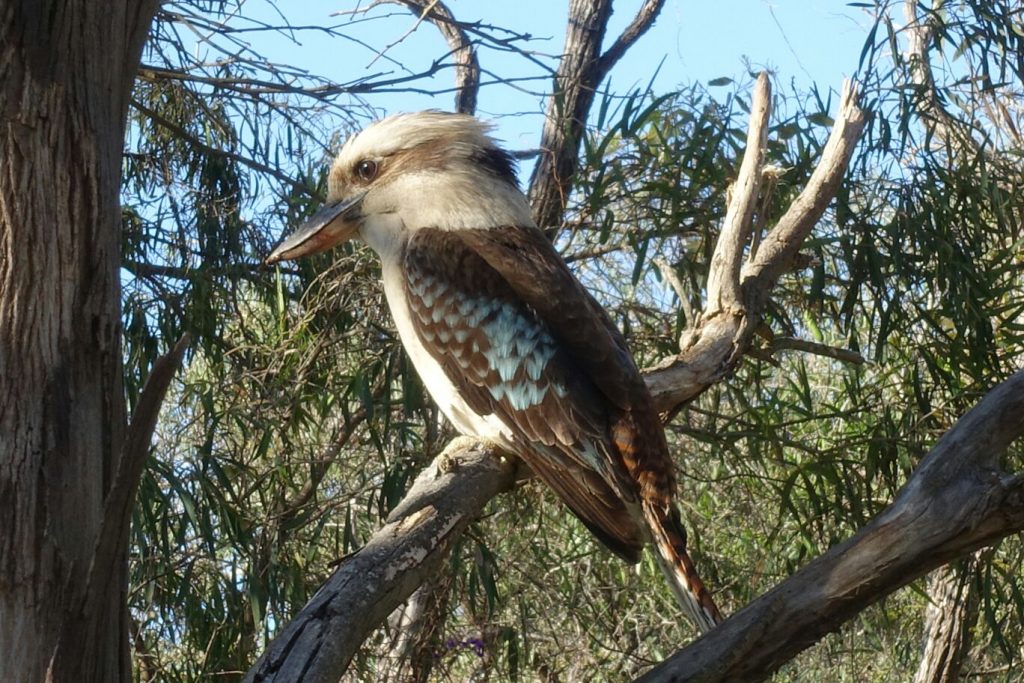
[1,1,162,681]
[2,1,1022,682]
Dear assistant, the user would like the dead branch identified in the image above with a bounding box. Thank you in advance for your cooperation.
[766,337,865,365]
[528,0,665,231]
[742,81,867,295]
[647,80,867,411]
[243,439,518,683]
[706,72,770,315]
[387,0,480,114]
[637,369,1024,683]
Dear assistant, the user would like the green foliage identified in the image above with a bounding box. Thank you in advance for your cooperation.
[122,2,1023,681]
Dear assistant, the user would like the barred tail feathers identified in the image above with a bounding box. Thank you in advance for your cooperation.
[643,501,723,634]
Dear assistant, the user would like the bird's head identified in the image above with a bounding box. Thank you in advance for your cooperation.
[266,111,531,264]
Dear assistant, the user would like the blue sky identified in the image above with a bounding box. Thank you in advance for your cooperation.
[243,0,874,150]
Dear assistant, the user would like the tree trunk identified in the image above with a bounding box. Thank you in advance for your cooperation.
[913,556,984,683]
[0,2,157,681]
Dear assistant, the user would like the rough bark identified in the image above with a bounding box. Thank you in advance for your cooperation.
[528,0,665,231]
[0,1,160,681]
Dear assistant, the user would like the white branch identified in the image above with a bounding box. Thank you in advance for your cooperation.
[706,72,771,315]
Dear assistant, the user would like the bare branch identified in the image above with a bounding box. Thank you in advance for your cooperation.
[638,369,1024,683]
[388,0,481,114]
[767,337,865,365]
[244,439,518,683]
[597,0,666,74]
[742,81,867,296]
[641,81,865,413]
[654,257,695,328]
[903,0,984,156]
[644,314,741,411]
[706,72,771,315]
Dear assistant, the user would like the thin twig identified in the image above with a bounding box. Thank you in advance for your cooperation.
[767,337,865,365]
[388,0,480,113]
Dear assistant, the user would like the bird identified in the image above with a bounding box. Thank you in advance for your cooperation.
[266,111,723,633]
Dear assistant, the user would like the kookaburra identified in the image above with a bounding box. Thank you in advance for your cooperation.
[266,111,723,633]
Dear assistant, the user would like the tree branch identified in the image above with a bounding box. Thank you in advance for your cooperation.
[528,0,666,231]
[912,552,986,683]
[597,0,666,74]
[742,80,868,295]
[706,72,771,316]
[766,337,865,365]
[244,439,518,683]
[389,0,481,114]
[130,98,319,196]
[637,368,1024,683]
[903,0,980,155]
[645,79,868,412]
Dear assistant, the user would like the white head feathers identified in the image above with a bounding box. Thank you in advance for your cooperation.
[326,112,534,251]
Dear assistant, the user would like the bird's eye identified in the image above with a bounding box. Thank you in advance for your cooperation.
[355,159,379,182]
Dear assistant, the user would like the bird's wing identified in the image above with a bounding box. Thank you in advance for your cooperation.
[454,225,649,412]
[403,227,645,560]
[452,225,683,498]
[451,226,724,632]
[403,226,724,631]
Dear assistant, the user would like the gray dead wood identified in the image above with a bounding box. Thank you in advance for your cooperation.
[637,369,1024,683]
[243,440,518,683]
[912,553,986,683]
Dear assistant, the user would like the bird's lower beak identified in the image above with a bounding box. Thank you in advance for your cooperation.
[265,193,366,264]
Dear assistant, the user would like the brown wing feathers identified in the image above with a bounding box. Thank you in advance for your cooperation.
[404,226,723,632]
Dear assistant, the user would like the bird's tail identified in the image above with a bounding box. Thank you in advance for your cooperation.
[643,501,723,634]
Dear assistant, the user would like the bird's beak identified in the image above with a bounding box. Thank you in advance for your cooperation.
[265,192,366,264]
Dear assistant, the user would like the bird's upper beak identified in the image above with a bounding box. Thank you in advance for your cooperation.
[265,192,366,264]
